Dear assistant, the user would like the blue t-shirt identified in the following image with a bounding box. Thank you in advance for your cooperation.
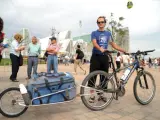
[91,30,113,54]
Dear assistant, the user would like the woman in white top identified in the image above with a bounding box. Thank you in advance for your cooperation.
[10,33,25,82]
[116,52,122,69]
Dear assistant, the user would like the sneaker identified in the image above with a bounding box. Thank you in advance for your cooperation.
[89,96,95,103]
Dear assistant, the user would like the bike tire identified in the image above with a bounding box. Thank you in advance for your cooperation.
[80,70,115,111]
[133,71,156,105]
[0,87,28,118]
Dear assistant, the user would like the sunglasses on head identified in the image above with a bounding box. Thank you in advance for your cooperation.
[97,21,106,24]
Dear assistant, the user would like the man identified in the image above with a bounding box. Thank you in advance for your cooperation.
[122,53,130,68]
[26,36,41,79]
[46,37,60,74]
[74,45,86,75]
[88,16,126,102]
[148,57,152,68]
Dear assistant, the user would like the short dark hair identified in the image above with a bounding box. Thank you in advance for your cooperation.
[117,52,120,56]
[50,36,56,41]
[77,45,80,48]
[97,16,106,23]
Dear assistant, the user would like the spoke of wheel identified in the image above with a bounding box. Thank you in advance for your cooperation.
[99,74,108,89]
[93,97,100,107]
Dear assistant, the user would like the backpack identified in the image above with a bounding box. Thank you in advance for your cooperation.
[79,50,84,59]
[44,51,48,58]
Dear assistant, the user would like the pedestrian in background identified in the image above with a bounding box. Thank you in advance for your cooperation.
[116,52,122,69]
[148,57,152,68]
[74,45,86,75]
[10,33,25,82]
[46,37,60,74]
[26,36,41,79]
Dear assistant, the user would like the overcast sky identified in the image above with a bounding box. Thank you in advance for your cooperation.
[0,0,160,57]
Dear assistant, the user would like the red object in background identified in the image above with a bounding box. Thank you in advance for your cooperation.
[0,32,5,42]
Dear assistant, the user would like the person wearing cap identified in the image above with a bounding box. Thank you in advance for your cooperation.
[26,36,41,79]
[10,33,25,82]
[46,37,60,74]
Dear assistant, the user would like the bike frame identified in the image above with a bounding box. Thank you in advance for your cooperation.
[108,53,148,90]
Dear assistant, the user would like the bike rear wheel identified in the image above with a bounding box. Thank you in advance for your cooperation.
[80,71,115,111]
[133,71,156,105]
[0,87,28,118]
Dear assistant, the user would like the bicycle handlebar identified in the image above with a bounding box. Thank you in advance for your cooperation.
[104,50,117,54]
[129,49,155,55]
[103,49,155,56]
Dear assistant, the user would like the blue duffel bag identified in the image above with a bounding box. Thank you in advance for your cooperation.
[26,72,76,105]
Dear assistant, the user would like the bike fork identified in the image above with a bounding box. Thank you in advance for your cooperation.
[139,71,149,89]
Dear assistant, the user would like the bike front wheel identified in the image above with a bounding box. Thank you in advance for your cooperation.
[80,70,115,111]
[133,71,156,105]
[0,87,28,118]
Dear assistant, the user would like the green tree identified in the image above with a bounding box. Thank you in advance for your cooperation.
[107,14,127,48]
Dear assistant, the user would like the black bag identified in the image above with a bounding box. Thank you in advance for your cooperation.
[19,52,23,66]
[79,50,84,59]
[44,51,48,58]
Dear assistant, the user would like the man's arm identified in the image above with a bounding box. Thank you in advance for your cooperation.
[74,50,78,60]
[108,33,126,53]
[53,45,60,54]
[46,44,54,52]
[110,42,125,53]
[92,39,105,53]
[27,44,30,53]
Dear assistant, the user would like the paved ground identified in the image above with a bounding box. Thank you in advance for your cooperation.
[0,64,160,120]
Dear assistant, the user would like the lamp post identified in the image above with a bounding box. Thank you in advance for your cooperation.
[51,27,56,37]
[110,13,116,40]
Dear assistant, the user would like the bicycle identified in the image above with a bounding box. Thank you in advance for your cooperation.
[80,49,156,111]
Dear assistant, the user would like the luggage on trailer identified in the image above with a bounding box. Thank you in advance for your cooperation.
[26,72,76,105]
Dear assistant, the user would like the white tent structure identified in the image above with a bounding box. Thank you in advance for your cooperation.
[58,39,72,54]
[39,36,52,57]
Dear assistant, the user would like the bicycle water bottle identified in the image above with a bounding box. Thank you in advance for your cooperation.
[120,68,131,81]
[19,84,31,105]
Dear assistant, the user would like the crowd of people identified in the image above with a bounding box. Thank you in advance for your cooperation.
[148,57,160,69]
[114,52,160,71]
[0,30,87,82]
[8,35,87,82]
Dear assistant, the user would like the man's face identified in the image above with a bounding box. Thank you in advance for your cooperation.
[97,18,106,29]
[51,39,56,44]
[32,37,37,44]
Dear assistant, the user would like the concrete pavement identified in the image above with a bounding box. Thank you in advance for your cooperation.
[0,64,160,120]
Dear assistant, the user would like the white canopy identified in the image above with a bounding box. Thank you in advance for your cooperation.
[58,39,72,53]
[39,36,52,50]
